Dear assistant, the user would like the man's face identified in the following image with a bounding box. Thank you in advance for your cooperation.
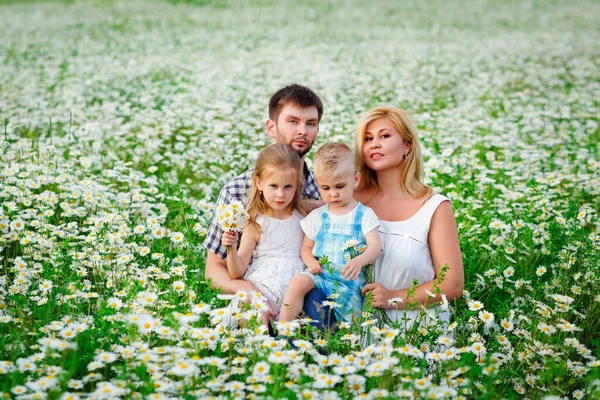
[267,104,319,158]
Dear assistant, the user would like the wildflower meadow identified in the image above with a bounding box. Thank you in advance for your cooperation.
[1,0,599,398]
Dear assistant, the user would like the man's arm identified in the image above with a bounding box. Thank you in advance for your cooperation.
[205,250,258,294]
[206,235,276,318]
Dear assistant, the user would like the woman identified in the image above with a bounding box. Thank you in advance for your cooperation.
[354,107,464,328]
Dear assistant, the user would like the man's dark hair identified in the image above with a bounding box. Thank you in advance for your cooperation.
[269,84,324,123]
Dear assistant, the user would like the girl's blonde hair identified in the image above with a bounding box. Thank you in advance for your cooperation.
[354,106,431,198]
[246,144,311,233]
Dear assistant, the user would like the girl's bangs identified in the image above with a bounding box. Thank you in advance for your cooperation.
[263,165,298,181]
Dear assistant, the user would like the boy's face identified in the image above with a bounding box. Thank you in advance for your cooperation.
[267,104,319,158]
[316,170,360,211]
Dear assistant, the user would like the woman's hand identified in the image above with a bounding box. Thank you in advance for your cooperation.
[221,230,238,248]
[361,283,393,309]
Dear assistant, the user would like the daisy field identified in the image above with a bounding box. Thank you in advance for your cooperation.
[0,0,599,398]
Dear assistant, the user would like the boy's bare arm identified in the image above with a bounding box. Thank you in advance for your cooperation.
[355,229,382,266]
[301,236,322,274]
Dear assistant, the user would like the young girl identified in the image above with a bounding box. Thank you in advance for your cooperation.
[221,143,312,323]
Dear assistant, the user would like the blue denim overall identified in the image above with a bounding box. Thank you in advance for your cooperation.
[308,204,367,323]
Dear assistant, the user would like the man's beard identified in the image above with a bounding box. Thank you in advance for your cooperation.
[276,128,314,158]
[296,145,313,158]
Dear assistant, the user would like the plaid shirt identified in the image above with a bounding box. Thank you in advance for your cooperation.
[203,163,320,260]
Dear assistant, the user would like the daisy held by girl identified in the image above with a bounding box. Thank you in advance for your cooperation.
[279,143,382,324]
[221,143,311,325]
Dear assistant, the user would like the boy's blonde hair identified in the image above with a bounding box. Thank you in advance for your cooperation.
[246,144,311,233]
[313,143,355,178]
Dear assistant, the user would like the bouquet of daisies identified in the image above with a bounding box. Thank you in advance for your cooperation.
[216,200,248,233]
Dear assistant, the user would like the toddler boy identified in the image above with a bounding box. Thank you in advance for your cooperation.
[279,143,382,323]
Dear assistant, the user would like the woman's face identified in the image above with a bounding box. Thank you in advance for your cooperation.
[362,118,410,171]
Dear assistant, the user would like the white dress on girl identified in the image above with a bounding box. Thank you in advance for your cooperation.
[375,194,452,329]
[243,211,305,316]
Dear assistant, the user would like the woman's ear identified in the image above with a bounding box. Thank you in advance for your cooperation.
[353,172,361,188]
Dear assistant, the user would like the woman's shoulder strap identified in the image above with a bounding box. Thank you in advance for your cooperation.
[418,194,450,222]
[401,194,450,244]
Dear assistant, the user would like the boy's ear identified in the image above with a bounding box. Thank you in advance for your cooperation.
[266,119,277,140]
[353,172,361,188]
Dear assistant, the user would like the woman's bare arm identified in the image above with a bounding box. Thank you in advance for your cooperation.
[362,201,463,309]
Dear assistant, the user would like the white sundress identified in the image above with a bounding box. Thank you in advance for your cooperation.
[243,211,305,316]
[376,194,452,329]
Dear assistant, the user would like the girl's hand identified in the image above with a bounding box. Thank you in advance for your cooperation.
[341,259,363,281]
[307,259,322,274]
[221,231,238,248]
[361,283,393,309]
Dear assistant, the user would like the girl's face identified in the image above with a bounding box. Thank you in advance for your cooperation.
[362,118,410,172]
[256,167,298,218]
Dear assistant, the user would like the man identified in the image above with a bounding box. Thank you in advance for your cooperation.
[203,84,334,328]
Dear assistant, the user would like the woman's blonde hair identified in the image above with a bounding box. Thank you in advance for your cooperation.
[246,144,311,233]
[354,106,430,198]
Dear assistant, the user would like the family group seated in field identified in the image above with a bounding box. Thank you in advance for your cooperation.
[203,84,464,330]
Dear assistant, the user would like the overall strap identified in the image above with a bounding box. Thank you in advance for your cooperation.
[313,205,330,257]
[353,203,365,226]
[320,205,331,226]
[351,203,366,238]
